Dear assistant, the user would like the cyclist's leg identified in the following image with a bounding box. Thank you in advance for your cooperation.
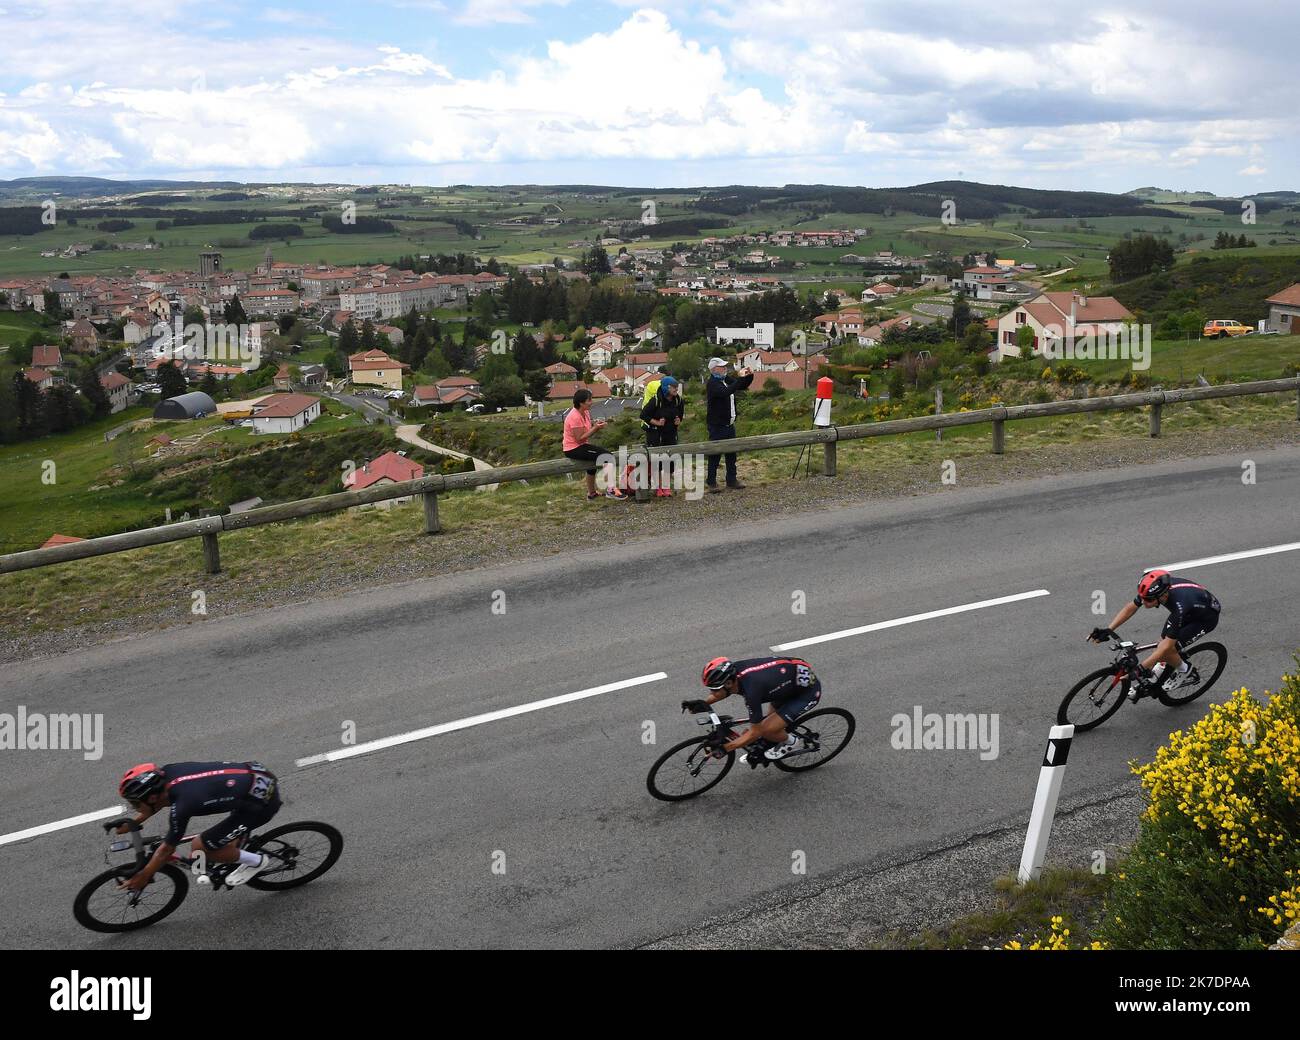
[197,795,281,864]
[774,681,823,735]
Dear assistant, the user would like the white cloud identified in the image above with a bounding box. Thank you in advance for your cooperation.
[0,2,1295,191]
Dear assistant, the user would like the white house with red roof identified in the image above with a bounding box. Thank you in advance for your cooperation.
[343,450,424,508]
[1264,283,1300,334]
[858,314,913,347]
[23,367,55,391]
[993,292,1135,362]
[32,345,62,369]
[250,393,321,434]
[100,371,133,413]
[548,380,610,402]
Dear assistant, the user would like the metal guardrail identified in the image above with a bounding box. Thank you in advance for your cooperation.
[3,376,1297,577]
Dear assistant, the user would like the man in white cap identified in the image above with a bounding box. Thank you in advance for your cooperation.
[704,356,754,492]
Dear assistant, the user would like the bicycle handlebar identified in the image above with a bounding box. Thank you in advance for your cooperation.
[102,816,138,833]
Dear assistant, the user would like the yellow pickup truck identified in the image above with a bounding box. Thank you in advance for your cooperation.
[1202,319,1253,339]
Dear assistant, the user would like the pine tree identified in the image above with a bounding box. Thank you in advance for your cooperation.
[157,360,188,400]
[339,320,360,355]
[224,295,248,325]
[13,370,46,438]
[78,366,111,418]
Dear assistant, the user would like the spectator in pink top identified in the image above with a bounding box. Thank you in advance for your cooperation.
[563,387,627,500]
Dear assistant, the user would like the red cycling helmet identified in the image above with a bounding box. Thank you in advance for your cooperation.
[1137,569,1171,602]
[119,763,165,801]
[701,657,737,689]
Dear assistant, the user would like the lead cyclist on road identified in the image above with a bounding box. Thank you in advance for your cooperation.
[682,656,822,760]
[115,760,283,891]
[1089,570,1221,700]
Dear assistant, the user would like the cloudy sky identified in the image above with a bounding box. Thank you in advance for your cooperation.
[0,0,1293,193]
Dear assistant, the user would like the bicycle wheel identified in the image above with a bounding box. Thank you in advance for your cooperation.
[73,863,189,933]
[647,737,735,801]
[773,708,856,772]
[246,822,344,891]
[1058,667,1129,731]
[1158,642,1228,707]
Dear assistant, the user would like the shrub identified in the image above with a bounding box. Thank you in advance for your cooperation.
[1097,671,1300,949]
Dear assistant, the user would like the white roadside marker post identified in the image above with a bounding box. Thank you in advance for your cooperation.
[1017,723,1074,884]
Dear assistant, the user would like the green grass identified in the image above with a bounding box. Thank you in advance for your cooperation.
[906,867,1111,950]
[0,407,165,553]
[0,395,374,552]
[0,309,59,348]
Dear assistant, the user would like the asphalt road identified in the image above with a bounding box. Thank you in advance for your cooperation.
[2,446,1297,949]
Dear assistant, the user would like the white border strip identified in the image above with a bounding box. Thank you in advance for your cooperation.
[771,589,1051,652]
[1156,541,1300,573]
[296,671,669,767]
[0,805,124,848]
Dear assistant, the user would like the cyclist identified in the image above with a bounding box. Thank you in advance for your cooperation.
[1088,570,1221,700]
[115,761,282,892]
[682,656,822,760]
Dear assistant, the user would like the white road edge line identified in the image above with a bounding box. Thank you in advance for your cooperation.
[0,806,125,849]
[770,589,1052,652]
[1156,541,1300,573]
[295,671,669,768]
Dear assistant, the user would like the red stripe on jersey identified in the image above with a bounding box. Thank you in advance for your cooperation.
[737,658,808,677]
[166,768,251,789]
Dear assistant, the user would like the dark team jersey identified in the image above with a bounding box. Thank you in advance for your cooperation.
[1133,576,1221,626]
[731,657,819,723]
[158,761,277,845]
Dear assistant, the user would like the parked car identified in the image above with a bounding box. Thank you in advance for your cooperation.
[385,389,405,400]
[466,403,486,413]
[1202,319,1253,339]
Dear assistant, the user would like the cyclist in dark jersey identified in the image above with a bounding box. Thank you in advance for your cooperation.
[1089,570,1221,699]
[682,656,822,760]
[114,760,282,892]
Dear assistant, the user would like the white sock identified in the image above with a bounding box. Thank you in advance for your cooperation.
[238,849,262,866]
[1178,661,1191,673]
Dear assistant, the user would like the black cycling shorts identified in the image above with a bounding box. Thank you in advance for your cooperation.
[1165,609,1219,647]
[772,680,823,725]
[198,785,280,847]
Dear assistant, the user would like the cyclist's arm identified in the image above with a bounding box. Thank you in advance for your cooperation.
[123,802,188,889]
[1105,600,1139,631]
[123,840,176,891]
[116,804,156,835]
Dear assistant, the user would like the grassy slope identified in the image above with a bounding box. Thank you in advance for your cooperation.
[3,393,1296,636]
[0,399,459,553]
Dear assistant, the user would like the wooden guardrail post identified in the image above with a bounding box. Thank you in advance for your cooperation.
[201,531,221,574]
[198,514,222,574]
[422,490,441,534]
[4,379,1298,577]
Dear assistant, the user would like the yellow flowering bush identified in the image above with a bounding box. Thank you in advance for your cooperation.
[1005,917,1106,951]
[1258,871,1299,930]
[1099,670,1300,949]
[1136,683,1299,864]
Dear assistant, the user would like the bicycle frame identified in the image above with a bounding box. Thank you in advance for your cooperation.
[693,710,825,768]
[103,817,245,890]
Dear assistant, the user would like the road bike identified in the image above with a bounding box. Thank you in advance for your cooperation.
[73,816,344,933]
[646,706,856,801]
[1057,637,1227,732]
